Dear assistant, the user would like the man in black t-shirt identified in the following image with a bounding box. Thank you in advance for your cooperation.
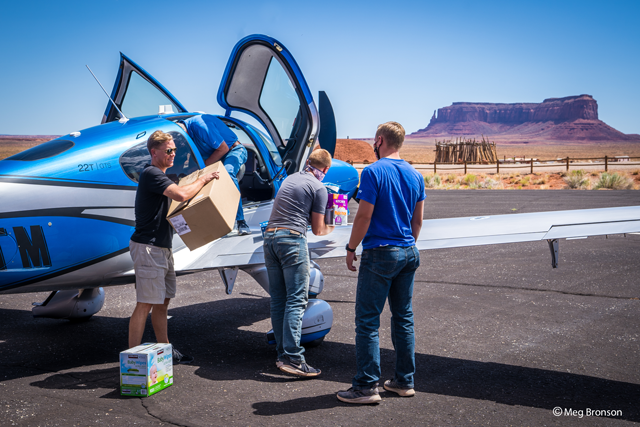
[128,130,219,364]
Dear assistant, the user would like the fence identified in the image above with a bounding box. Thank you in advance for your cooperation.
[350,156,640,174]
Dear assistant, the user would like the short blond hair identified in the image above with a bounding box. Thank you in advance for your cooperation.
[308,148,332,169]
[147,130,173,153]
[375,121,405,151]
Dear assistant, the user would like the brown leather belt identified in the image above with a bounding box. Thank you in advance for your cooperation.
[230,141,241,149]
[265,227,301,235]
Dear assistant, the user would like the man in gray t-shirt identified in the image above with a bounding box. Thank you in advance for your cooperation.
[264,149,335,377]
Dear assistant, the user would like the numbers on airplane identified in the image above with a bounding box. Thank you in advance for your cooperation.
[78,162,112,172]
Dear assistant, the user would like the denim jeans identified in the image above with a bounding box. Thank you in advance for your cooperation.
[264,229,310,363]
[353,245,420,390]
[222,145,248,221]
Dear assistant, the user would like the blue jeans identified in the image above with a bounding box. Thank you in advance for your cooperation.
[222,145,248,221]
[353,245,420,390]
[264,229,310,363]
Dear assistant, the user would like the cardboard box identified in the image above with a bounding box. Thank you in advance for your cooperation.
[167,162,240,250]
[120,343,173,397]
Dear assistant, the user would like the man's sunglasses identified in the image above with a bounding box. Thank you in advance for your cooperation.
[165,148,177,155]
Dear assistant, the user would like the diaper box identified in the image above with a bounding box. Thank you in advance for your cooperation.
[120,343,173,397]
[326,193,349,226]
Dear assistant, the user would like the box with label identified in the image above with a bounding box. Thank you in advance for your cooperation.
[326,193,349,226]
[120,343,173,397]
[167,162,241,250]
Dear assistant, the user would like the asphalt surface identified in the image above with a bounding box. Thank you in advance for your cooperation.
[1,191,639,426]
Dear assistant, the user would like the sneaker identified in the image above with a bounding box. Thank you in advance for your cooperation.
[278,359,321,377]
[237,220,252,236]
[383,379,415,397]
[172,348,194,365]
[276,358,285,368]
[337,387,381,404]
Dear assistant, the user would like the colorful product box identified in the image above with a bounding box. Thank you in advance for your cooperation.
[326,193,349,226]
[120,343,173,397]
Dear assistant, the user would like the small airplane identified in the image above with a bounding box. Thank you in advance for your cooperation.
[1,35,639,348]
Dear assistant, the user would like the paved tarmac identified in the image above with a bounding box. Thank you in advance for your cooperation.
[1,191,639,426]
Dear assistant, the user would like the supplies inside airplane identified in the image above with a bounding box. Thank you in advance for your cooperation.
[167,162,241,250]
[120,343,173,397]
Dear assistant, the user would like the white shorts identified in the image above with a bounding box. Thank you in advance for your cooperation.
[129,240,177,304]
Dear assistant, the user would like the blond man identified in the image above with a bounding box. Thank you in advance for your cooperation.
[128,130,219,364]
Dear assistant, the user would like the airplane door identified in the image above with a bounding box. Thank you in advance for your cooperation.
[102,53,188,124]
[217,35,319,174]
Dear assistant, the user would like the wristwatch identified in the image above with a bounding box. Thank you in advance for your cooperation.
[345,243,356,253]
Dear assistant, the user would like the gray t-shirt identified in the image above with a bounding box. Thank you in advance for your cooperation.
[267,170,328,235]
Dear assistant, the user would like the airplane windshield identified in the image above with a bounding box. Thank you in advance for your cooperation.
[120,72,181,119]
[259,58,301,146]
[119,131,198,183]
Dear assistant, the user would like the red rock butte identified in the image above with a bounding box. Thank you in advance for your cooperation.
[411,95,640,142]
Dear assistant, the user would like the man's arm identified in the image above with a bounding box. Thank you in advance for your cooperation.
[163,172,219,202]
[204,143,229,166]
[311,212,335,236]
[345,200,374,271]
[411,200,424,241]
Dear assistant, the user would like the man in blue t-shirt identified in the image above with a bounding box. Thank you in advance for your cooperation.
[337,122,425,404]
[178,114,251,235]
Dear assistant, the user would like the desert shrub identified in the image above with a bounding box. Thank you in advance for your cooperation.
[477,178,500,189]
[564,170,589,189]
[446,174,457,183]
[632,170,639,176]
[532,176,548,185]
[594,173,633,190]
[463,174,477,184]
[520,176,531,186]
[424,174,442,188]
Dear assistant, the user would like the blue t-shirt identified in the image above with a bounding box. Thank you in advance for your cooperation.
[357,158,426,249]
[183,114,238,160]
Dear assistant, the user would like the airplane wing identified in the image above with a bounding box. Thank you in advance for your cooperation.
[173,205,640,272]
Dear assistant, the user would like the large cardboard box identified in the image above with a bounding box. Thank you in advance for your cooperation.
[120,343,173,397]
[167,162,240,250]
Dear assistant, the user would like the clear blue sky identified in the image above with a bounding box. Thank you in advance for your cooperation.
[1,0,638,137]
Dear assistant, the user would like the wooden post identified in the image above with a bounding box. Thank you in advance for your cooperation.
[464,161,467,174]
[566,157,569,171]
[605,155,608,172]
[530,159,534,174]
[497,161,499,174]
[434,162,437,173]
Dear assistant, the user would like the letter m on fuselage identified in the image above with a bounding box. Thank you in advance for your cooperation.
[13,226,52,268]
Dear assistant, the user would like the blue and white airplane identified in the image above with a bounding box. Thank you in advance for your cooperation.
[1,35,639,347]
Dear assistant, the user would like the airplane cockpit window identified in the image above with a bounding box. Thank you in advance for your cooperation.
[119,131,198,184]
[120,71,181,119]
[259,58,301,146]
[5,139,74,161]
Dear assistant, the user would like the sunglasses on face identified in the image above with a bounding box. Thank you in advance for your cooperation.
[165,148,177,155]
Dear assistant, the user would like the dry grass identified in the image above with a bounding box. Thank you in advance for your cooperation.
[423,171,640,190]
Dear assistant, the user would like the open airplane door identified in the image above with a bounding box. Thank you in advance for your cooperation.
[317,91,337,158]
[102,53,188,124]
[217,35,319,174]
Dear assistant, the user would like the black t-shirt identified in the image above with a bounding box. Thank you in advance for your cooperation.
[131,165,175,248]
